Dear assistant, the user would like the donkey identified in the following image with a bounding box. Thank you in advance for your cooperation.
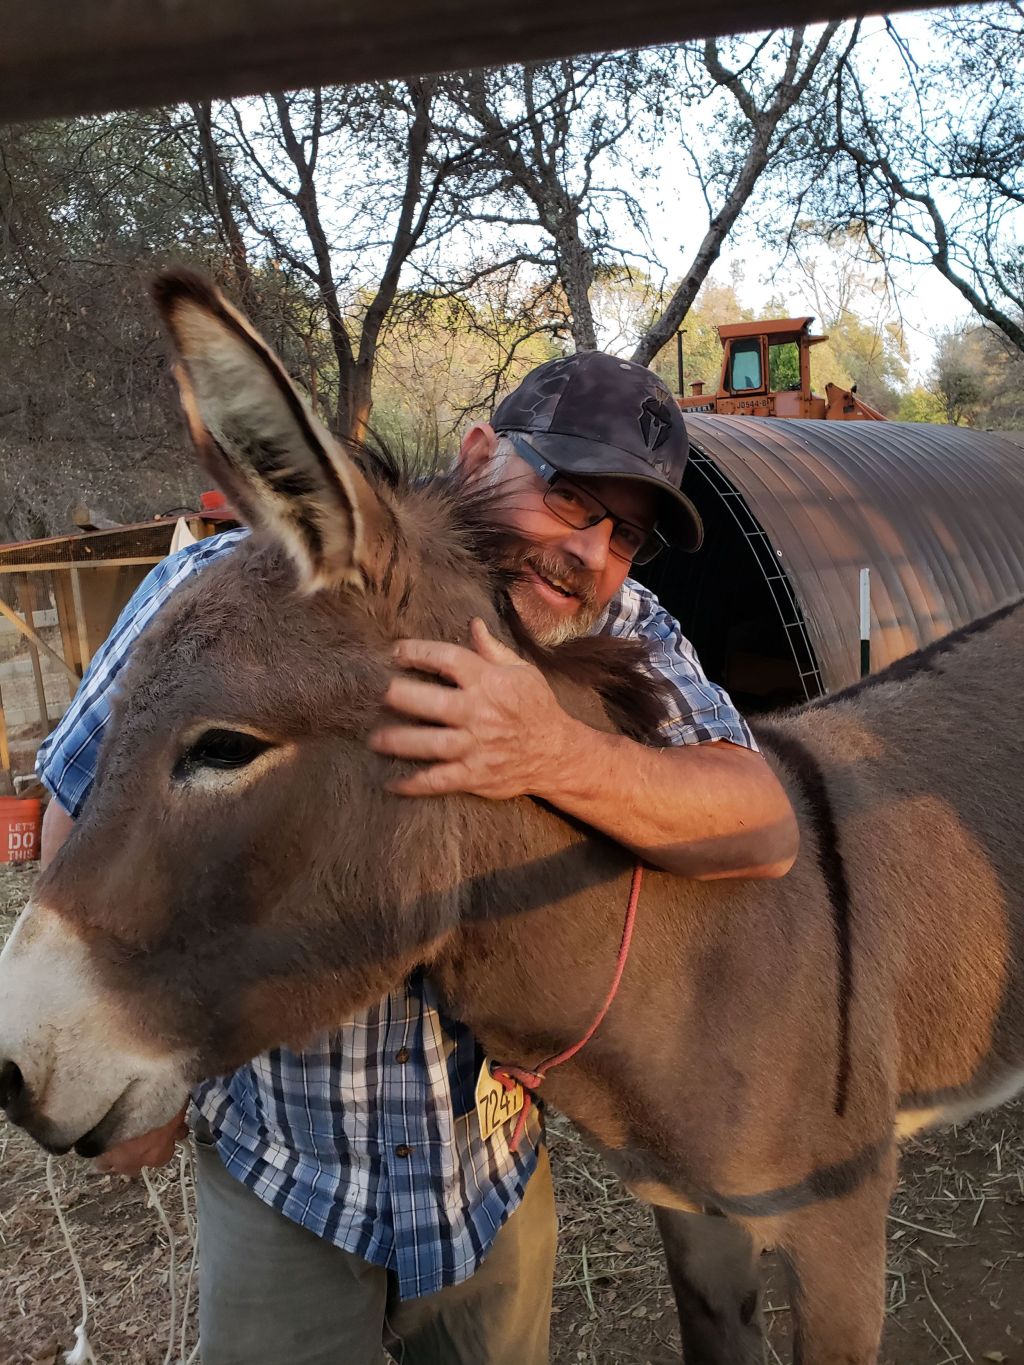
[1,272,1022,1365]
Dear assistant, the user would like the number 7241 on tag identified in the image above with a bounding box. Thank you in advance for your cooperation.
[475,1059,526,1141]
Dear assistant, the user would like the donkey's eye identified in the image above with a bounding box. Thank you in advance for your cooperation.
[177,729,272,775]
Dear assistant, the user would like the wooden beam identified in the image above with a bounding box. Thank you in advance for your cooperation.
[0,558,163,575]
[0,596,80,686]
[2,0,958,123]
[0,688,12,793]
[16,580,51,737]
[68,567,92,675]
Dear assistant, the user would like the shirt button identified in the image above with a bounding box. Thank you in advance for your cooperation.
[395,1144,413,1158]
[395,1047,411,1063]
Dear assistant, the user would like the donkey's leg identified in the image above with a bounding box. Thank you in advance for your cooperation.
[779,1153,896,1365]
[654,1208,764,1364]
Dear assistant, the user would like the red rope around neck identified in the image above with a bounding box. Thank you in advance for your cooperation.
[492,861,644,1151]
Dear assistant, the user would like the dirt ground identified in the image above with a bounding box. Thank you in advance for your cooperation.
[2,860,1023,1364]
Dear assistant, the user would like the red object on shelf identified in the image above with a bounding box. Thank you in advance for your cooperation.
[200,489,228,513]
[0,797,42,864]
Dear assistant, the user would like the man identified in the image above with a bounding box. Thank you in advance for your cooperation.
[38,351,798,1365]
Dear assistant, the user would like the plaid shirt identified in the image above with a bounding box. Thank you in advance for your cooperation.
[37,529,754,1298]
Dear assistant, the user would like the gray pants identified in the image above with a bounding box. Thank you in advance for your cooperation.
[194,1139,556,1365]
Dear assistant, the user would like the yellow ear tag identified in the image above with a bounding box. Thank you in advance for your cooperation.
[475,1058,526,1142]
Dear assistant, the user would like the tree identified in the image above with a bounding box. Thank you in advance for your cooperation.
[654,277,755,394]
[897,386,946,424]
[0,111,217,443]
[804,5,1024,356]
[189,99,259,315]
[435,36,848,370]
[772,229,908,412]
[0,111,229,538]
[929,324,1024,428]
[370,289,560,454]
[210,82,463,439]
[631,25,845,367]
[436,56,652,353]
[932,332,986,426]
[589,266,669,359]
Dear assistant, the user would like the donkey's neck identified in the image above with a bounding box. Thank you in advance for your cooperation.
[429,795,641,1062]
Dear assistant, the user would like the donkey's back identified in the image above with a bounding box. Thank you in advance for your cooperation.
[640,598,1024,1364]
[772,595,1024,1137]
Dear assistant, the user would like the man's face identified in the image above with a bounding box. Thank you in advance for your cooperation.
[459,428,660,645]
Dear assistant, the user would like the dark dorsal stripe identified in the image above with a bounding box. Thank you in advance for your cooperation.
[754,726,853,1118]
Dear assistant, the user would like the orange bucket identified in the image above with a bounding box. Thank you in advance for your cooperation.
[0,797,42,864]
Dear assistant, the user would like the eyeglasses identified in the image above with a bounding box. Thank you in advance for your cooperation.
[507,436,669,565]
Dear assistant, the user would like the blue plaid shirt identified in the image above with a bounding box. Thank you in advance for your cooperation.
[37,529,754,1298]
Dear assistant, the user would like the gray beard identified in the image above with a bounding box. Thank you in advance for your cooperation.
[495,540,604,645]
[509,577,603,646]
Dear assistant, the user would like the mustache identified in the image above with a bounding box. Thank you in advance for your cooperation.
[515,546,599,607]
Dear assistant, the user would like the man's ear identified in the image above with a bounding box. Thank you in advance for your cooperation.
[152,269,395,593]
[457,422,500,481]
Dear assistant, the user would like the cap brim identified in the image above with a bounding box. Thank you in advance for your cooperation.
[508,431,704,553]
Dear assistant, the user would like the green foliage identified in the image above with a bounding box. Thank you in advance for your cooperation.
[646,281,756,397]
[768,342,800,391]
[897,387,946,424]
[930,327,1024,429]
[370,289,562,456]
[824,313,908,416]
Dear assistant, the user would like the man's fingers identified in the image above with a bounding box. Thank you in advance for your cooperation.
[470,617,523,665]
[386,762,472,797]
[392,638,481,684]
[370,725,470,762]
[383,675,470,725]
[94,1134,182,1176]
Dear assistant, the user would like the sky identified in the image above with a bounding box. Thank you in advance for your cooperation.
[626,11,1003,385]
[238,10,1019,388]
[644,202,971,385]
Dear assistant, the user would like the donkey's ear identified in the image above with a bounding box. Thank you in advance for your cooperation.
[152,270,394,592]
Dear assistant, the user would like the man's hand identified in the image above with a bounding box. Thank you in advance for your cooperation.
[370,617,798,879]
[369,618,578,799]
[92,1104,189,1177]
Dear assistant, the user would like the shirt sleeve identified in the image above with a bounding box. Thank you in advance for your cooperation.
[603,579,758,751]
[36,529,248,817]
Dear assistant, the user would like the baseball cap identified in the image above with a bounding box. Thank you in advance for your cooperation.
[492,352,703,552]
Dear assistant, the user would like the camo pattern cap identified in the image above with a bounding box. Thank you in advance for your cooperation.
[492,352,703,551]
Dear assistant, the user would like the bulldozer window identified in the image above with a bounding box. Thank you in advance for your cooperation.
[729,339,762,392]
[769,341,800,391]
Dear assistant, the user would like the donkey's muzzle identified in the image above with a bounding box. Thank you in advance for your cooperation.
[0,1057,72,1152]
[0,900,193,1154]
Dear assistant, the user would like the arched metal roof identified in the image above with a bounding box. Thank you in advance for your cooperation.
[684,414,1024,693]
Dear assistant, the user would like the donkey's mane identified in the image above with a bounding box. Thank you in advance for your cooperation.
[351,439,673,747]
[809,593,1024,711]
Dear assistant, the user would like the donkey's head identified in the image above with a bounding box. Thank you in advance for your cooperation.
[0,273,660,1156]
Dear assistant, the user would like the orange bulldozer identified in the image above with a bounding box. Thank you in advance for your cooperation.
[676,317,887,421]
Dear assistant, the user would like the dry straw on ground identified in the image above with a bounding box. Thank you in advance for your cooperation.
[3,862,1023,1364]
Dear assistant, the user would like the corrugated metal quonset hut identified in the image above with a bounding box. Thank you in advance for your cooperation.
[639,415,1024,712]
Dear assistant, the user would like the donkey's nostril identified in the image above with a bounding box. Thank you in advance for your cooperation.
[0,1059,25,1110]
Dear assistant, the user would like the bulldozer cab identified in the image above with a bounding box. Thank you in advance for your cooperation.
[678,316,886,421]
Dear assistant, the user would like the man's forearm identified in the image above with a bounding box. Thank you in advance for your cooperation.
[533,720,799,880]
